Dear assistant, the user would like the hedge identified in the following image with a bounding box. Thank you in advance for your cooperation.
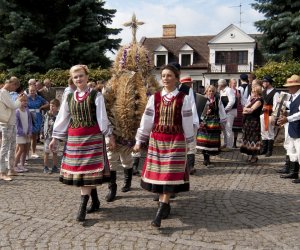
[0,68,111,87]
[254,60,300,88]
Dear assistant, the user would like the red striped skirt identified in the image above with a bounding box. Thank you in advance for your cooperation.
[59,125,110,186]
[141,132,189,193]
[233,103,243,131]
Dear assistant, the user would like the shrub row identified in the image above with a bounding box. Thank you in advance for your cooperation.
[254,60,300,87]
[0,68,111,87]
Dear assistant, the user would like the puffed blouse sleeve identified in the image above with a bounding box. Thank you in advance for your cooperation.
[218,99,227,122]
[52,96,71,140]
[95,92,113,136]
[135,95,155,145]
[182,95,195,143]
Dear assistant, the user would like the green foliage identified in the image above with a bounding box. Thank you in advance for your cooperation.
[0,0,121,74]
[252,0,300,61]
[0,68,111,87]
[254,60,300,87]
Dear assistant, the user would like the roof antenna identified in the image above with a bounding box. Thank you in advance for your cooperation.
[230,1,242,27]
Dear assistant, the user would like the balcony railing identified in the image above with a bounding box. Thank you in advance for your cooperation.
[208,63,252,73]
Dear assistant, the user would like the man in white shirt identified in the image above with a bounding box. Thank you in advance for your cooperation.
[179,75,200,175]
[218,79,236,150]
[238,74,249,106]
[0,77,22,180]
[260,75,279,157]
[277,75,300,183]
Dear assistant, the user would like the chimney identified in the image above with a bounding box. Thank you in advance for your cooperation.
[163,24,176,38]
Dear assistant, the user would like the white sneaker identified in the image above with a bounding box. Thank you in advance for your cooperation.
[31,154,39,159]
[19,166,29,172]
[15,167,25,173]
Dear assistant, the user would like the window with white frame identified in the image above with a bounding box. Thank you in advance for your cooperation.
[181,54,192,66]
[179,44,194,67]
[156,54,166,67]
[154,45,168,67]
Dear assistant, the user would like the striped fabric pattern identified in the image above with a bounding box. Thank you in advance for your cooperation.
[62,126,103,173]
[182,109,192,117]
[196,99,221,152]
[145,108,154,116]
[59,125,110,186]
[141,132,188,185]
[158,97,176,127]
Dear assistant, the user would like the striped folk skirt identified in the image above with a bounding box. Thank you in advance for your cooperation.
[196,116,221,154]
[141,132,189,194]
[233,103,243,132]
[59,125,110,186]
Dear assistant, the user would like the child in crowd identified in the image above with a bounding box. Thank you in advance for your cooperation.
[43,99,60,174]
[15,95,32,172]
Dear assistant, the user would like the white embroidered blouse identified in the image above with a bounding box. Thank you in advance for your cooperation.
[52,89,112,139]
[135,88,194,145]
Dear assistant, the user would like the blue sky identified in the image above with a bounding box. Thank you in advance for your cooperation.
[105,0,264,46]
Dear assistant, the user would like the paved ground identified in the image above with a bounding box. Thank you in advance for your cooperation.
[0,142,299,250]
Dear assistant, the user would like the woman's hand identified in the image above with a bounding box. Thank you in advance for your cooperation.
[107,135,116,151]
[199,122,205,129]
[277,116,288,126]
[132,144,141,153]
[243,107,252,114]
[49,138,58,152]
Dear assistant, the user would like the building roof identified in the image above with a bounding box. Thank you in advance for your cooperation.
[140,35,214,69]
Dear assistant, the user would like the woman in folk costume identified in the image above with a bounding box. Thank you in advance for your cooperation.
[229,79,243,148]
[240,86,263,163]
[49,65,115,222]
[133,64,194,228]
[196,85,226,167]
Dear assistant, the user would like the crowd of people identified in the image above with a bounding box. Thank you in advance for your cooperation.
[0,63,299,228]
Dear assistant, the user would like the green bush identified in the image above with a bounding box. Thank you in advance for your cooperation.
[254,60,300,87]
[0,68,112,87]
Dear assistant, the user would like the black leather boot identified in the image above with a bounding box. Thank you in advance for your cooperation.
[292,178,300,183]
[151,202,169,228]
[105,171,117,202]
[132,157,140,176]
[265,140,274,157]
[281,162,299,179]
[293,162,300,183]
[121,168,133,192]
[203,153,210,166]
[161,203,171,219]
[260,140,268,155]
[187,154,196,175]
[233,134,238,148]
[76,195,89,222]
[277,155,290,174]
[87,188,100,214]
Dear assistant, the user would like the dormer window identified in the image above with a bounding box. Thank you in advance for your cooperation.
[179,44,194,67]
[181,54,191,67]
[156,55,166,67]
[154,45,168,67]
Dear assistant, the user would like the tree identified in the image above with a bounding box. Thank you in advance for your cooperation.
[0,0,121,74]
[252,0,300,61]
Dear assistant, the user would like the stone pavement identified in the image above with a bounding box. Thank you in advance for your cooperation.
[0,143,299,250]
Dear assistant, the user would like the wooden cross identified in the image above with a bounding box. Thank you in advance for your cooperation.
[123,13,145,44]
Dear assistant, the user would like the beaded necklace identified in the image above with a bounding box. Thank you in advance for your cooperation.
[75,88,89,103]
